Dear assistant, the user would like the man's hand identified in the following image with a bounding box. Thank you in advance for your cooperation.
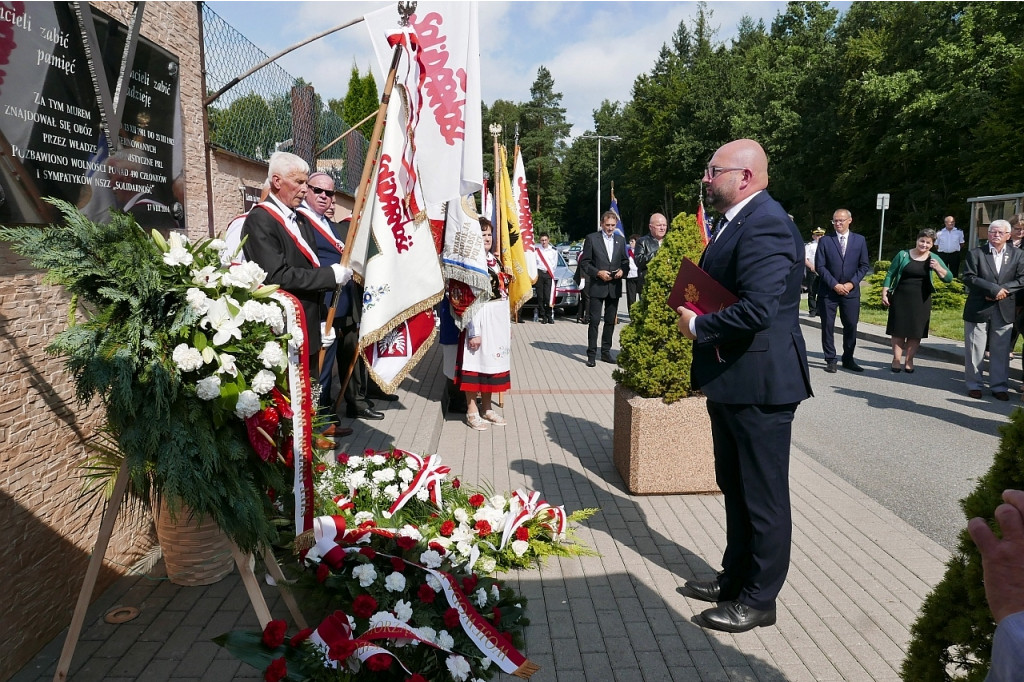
[833,283,847,296]
[968,489,1024,623]
[331,264,353,286]
[676,306,697,340]
[597,270,612,282]
[613,269,623,279]
[995,288,1010,301]
[467,335,482,351]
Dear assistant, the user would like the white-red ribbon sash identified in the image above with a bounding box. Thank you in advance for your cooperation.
[257,200,320,266]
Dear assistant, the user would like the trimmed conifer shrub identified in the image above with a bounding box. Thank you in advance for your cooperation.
[900,409,1024,680]
[613,212,705,403]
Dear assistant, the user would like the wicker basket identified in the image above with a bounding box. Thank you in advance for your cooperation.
[156,497,234,586]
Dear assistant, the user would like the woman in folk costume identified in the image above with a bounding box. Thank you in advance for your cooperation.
[456,218,511,430]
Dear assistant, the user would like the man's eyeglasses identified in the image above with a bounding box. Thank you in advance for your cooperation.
[309,186,333,195]
[704,166,745,179]
[831,219,850,224]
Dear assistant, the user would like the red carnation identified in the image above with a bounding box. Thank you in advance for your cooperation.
[444,607,461,629]
[337,452,350,465]
[364,448,375,456]
[492,606,502,625]
[329,639,358,662]
[316,563,330,583]
[417,583,436,604]
[516,526,530,541]
[264,656,287,682]
[366,653,392,671]
[396,535,417,551]
[359,547,377,560]
[261,619,287,648]
[428,541,446,554]
[461,574,479,593]
[289,628,314,646]
[392,449,404,460]
[390,556,406,572]
[315,463,327,473]
[440,520,456,537]
[474,520,492,537]
[452,478,461,489]
[352,594,379,619]
[468,494,485,508]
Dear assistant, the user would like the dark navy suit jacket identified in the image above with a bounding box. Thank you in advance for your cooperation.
[814,231,870,299]
[693,191,812,406]
[298,206,352,320]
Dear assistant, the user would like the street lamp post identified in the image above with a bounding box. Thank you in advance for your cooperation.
[580,134,621,230]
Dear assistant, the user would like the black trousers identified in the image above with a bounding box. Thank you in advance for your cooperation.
[707,400,797,611]
[940,251,962,279]
[626,277,640,312]
[536,272,553,319]
[804,271,819,314]
[819,292,860,363]
[587,295,618,359]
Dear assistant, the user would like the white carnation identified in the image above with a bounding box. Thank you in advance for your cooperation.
[419,549,443,569]
[372,468,397,483]
[404,456,419,469]
[416,626,436,644]
[258,342,284,369]
[383,484,400,501]
[347,471,368,489]
[221,261,267,290]
[266,305,285,334]
[453,508,469,524]
[510,540,530,557]
[398,525,423,542]
[196,375,221,400]
[241,299,269,324]
[425,574,442,593]
[234,390,260,419]
[489,494,507,511]
[476,556,497,574]
[368,611,392,629]
[369,454,387,465]
[384,571,406,592]
[398,467,415,483]
[451,525,475,544]
[491,585,500,600]
[172,344,204,372]
[351,564,376,587]
[346,456,364,469]
[288,326,304,350]
[393,599,413,623]
[476,588,488,607]
[354,511,375,524]
[473,506,506,529]
[185,287,210,313]
[207,238,227,252]
[416,489,430,501]
[251,369,276,394]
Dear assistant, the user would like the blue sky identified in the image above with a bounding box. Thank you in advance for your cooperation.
[206,1,845,138]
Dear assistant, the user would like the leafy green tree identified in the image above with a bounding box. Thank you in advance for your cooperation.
[519,66,572,225]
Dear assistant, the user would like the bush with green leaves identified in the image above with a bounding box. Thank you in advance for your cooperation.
[613,212,705,403]
[900,408,1024,681]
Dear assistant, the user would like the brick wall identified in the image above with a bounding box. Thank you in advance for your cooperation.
[0,3,211,679]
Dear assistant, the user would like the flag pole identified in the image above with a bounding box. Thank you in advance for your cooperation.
[325,0,416,400]
[488,123,502,258]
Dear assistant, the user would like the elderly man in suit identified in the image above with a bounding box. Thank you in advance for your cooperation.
[815,208,871,372]
[579,211,629,367]
[242,152,352,375]
[962,219,1024,400]
[675,139,812,633]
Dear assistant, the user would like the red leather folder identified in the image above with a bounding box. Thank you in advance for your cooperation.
[667,257,738,315]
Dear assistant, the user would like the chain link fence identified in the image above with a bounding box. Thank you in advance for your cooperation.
[201,4,367,195]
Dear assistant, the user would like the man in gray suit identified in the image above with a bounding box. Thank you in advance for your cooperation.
[962,219,1024,400]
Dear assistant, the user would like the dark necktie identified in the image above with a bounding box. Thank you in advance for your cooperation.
[839,234,847,257]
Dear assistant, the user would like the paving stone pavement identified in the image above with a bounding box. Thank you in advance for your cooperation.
[14,304,952,682]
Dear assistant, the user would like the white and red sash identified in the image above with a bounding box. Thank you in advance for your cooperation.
[296,206,345,256]
[536,246,557,307]
[257,200,320,266]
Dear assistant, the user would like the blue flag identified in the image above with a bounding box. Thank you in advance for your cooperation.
[609,190,625,238]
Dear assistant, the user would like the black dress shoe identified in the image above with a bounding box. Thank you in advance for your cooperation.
[600,353,615,364]
[994,391,1010,401]
[698,601,777,633]
[586,358,596,367]
[678,579,720,603]
[348,407,385,420]
[841,360,864,372]
[824,360,837,373]
[369,392,399,402]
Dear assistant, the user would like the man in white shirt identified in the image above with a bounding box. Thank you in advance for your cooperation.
[935,215,965,278]
[534,233,559,324]
[804,227,825,316]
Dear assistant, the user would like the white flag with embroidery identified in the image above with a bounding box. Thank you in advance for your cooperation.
[512,146,537,282]
[351,75,442,394]
[364,1,483,203]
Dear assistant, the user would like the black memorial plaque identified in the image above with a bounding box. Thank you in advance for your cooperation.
[0,2,185,229]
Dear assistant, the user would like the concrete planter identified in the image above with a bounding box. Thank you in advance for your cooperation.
[613,384,720,495]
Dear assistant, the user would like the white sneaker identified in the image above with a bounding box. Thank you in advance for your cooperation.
[466,414,489,431]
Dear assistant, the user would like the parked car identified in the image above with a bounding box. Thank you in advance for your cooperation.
[522,250,581,316]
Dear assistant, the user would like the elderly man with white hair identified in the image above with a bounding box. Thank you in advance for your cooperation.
[242,152,352,375]
[962,219,1024,400]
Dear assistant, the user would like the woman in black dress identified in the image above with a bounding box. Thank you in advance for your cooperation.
[880,229,952,372]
